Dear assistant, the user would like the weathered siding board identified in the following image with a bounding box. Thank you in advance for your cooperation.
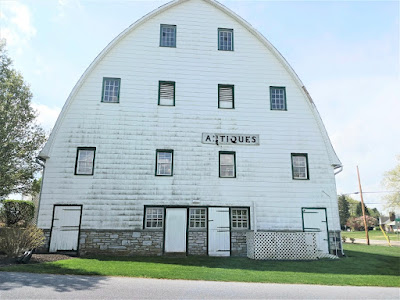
[38,0,340,236]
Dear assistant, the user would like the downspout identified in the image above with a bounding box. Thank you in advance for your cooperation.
[35,157,46,226]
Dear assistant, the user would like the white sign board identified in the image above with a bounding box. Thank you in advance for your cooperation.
[202,133,260,145]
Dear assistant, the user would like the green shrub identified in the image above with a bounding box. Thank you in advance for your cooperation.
[0,200,35,226]
[0,225,45,257]
[341,235,347,243]
[350,237,355,244]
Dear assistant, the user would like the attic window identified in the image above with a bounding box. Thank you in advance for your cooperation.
[270,86,286,110]
[158,81,175,106]
[291,153,309,180]
[218,84,234,109]
[160,24,176,47]
[218,28,233,51]
[102,78,120,103]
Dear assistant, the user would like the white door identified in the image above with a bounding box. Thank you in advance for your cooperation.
[165,208,187,253]
[302,208,329,254]
[208,207,230,256]
[49,206,82,252]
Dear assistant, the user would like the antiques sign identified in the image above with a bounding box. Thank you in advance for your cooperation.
[202,133,260,145]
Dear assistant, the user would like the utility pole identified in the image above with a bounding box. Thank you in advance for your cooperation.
[357,166,370,245]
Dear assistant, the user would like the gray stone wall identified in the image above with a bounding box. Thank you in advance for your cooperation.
[79,230,163,256]
[36,229,50,253]
[231,231,247,257]
[188,231,207,255]
[329,230,342,255]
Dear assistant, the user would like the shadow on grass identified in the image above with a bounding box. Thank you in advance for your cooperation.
[0,267,105,292]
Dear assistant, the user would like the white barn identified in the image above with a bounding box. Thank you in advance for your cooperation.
[37,0,343,259]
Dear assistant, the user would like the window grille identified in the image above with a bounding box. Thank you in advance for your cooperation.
[160,24,176,47]
[145,207,164,228]
[218,28,233,51]
[156,150,173,176]
[189,208,207,229]
[231,208,249,229]
[270,86,286,110]
[102,78,120,103]
[292,154,309,179]
[75,148,96,175]
[219,152,235,178]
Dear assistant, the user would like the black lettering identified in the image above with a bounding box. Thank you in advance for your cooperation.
[231,136,237,143]
[220,135,225,142]
[239,136,244,143]
[206,135,211,142]
[252,136,256,143]
[246,136,250,143]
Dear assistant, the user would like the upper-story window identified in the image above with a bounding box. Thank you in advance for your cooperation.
[291,153,309,180]
[156,150,173,176]
[101,78,120,103]
[270,86,286,110]
[218,28,233,51]
[158,81,175,106]
[160,24,176,47]
[219,151,236,178]
[218,84,234,109]
[75,147,96,175]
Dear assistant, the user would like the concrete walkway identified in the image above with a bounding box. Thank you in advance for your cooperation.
[0,272,399,299]
[349,238,400,247]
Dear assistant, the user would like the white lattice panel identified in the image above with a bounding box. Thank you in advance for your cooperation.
[247,231,318,260]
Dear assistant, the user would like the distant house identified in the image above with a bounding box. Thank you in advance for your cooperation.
[36,0,342,258]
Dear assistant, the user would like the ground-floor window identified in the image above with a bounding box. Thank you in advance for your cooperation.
[145,207,164,229]
[189,208,207,229]
[231,208,249,229]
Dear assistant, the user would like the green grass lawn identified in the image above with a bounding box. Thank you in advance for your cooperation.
[342,230,400,241]
[1,244,399,287]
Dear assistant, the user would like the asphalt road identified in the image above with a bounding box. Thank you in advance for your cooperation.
[0,272,399,299]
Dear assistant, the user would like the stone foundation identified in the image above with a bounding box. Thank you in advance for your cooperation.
[36,229,51,253]
[80,230,163,256]
[231,231,247,256]
[188,231,207,255]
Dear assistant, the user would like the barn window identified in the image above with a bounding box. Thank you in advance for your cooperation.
[75,147,96,175]
[189,208,207,229]
[291,153,309,180]
[270,86,286,110]
[231,208,249,229]
[158,81,175,106]
[145,207,164,229]
[101,78,120,103]
[156,150,173,176]
[219,151,236,178]
[218,84,234,109]
[160,24,176,47]
[218,28,233,51]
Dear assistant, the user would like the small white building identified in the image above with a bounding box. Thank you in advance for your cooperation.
[37,0,343,259]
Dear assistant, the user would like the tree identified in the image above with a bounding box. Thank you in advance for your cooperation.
[338,194,350,229]
[0,43,46,199]
[346,216,377,231]
[382,155,400,210]
[355,202,369,217]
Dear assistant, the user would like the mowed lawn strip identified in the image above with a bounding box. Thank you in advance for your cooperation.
[342,230,400,241]
[2,244,399,287]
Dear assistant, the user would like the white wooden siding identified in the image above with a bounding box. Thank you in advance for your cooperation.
[38,0,340,232]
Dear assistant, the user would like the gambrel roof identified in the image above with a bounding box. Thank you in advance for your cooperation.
[39,0,341,168]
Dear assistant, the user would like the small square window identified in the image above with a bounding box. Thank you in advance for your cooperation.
[158,81,175,106]
[231,208,249,229]
[160,24,176,47]
[156,150,173,176]
[145,207,164,229]
[218,28,233,51]
[102,78,120,103]
[219,151,236,178]
[75,147,96,175]
[270,86,286,110]
[218,84,234,109]
[291,153,309,180]
[189,208,207,229]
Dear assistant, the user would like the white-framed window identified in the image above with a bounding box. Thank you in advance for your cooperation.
[218,28,233,51]
[231,208,249,229]
[158,81,175,106]
[102,78,121,103]
[218,84,234,109]
[189,208,207,229]
[75,147,96,175]
[270,86,286,110]
[160,24,176,47]
[145,207,164,229]
[156,150,173,176]
[291,153,309,180]
[219,151,236,178]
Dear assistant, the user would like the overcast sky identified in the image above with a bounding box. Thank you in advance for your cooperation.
[1,0,399,212]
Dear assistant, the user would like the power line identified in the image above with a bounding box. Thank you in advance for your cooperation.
[342,191,400,195]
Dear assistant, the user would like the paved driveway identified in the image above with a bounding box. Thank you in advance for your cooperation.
[0,272,399,299]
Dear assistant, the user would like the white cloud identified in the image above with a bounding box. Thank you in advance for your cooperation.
[0,1,36,53]
[31,103,61,133]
